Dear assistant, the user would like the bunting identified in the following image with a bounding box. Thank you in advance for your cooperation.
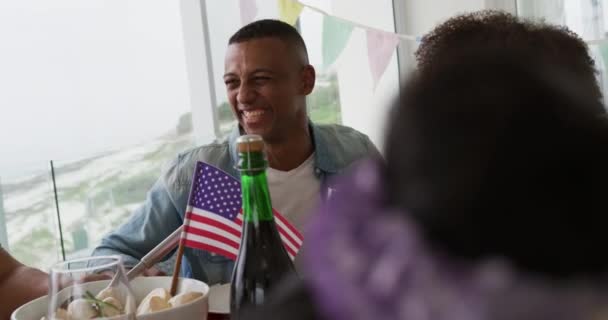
[277,0,304,26]
[322,15,354,69]
[230,0,607,91]
[366,29,400,89]
[239,0,258,26]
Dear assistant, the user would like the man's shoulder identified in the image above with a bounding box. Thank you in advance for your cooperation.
[312,123,380,172]
[162,137,234,188]
[313,123,374,149]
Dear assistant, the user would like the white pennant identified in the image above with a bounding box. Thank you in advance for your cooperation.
[239,0,258,26]
[366,29,400,89]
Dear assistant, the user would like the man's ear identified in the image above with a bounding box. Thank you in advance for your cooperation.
[300,65,316,95]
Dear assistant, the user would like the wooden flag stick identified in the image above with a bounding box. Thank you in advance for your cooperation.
[170,162,204,295]
[170,238,186,296]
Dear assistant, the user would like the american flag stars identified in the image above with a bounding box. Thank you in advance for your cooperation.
[190,163,242,220]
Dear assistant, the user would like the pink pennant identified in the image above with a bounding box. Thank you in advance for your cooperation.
[366,29,400,89]
[239,0,258,26]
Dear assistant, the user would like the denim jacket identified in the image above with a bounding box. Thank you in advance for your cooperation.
[91,122,379,285]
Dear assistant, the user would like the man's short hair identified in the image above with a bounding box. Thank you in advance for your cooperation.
[229,19,309,64]
[415,10,603,107]
[386,49,608,278]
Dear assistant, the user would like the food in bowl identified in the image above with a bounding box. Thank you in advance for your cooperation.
[13,277,210,320]
[42,287,127,320]
[136,288,203,316]
[43,286,203,319]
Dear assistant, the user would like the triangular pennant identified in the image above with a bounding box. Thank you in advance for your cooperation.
[322,15,354,69]
[277,0,303,26]
[239,0,258,26]
[366,29,400,89]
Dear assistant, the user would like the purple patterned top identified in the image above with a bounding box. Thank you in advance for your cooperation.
[303,160,608,320]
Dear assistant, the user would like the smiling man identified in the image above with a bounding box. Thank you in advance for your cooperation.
[91,19,379,285]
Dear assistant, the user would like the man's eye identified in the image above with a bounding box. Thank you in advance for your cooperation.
[254,77,271,83]
[225,80,239,88]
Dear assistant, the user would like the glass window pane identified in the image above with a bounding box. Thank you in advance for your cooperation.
[1,164,61,270]
[0,1,196,267]
[517,0,607,39]
[54,130,194,260]
[300,8,342,125]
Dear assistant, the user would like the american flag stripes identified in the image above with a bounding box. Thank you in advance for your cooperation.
[180,161,303,260]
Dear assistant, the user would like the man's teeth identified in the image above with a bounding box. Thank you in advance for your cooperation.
[243,110,265,118]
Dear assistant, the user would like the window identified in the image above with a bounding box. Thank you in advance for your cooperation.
[53,130,195,261]
[0,0,196,268]
[1,164,61,269]
[1,0,400,269]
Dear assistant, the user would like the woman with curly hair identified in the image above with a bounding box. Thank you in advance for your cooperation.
[246,52,608,320]
[240,11,608,320]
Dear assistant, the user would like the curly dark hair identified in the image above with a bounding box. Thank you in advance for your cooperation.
[415,10,603,108]
[386,48,608,279]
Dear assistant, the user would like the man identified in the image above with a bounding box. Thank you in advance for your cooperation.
[0,247,48,319]
[91,19,379,285]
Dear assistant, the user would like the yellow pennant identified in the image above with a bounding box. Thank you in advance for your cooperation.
[277,0,303,26]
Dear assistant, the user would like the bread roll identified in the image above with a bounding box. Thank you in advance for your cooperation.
[136,288,172,316]
[67,298,97,319]
[168,291,203,307]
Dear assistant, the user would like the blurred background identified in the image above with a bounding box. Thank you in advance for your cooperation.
[1,0,606,270]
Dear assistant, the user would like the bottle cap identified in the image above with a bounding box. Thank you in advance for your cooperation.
[236,134,265,153]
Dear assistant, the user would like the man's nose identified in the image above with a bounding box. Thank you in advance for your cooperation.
[237,83,256,105]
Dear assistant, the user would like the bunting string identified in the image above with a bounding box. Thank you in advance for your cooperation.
[268,0,608,47]
[298,0,608,46]
[300,3,419,42]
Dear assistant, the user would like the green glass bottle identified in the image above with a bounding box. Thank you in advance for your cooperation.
[230,134,296,319]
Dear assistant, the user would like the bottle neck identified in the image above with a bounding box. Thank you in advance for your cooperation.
[239,151,274,223]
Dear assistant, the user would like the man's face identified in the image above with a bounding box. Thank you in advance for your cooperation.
[224,38,314,142]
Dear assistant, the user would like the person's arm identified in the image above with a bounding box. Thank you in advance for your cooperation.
[91,163,185,272]
[0,248,48,320]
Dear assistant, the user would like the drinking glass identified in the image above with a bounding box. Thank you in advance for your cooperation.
[47,255,136,319]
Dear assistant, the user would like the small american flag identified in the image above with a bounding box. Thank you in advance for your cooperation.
[180,161,303,260]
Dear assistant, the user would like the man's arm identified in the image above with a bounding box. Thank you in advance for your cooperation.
[91,172,185,271]
[0,248,48,319]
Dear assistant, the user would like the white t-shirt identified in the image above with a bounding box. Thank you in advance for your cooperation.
[266,153,320,232]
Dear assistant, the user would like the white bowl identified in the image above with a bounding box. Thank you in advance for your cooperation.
[11,276,209,320]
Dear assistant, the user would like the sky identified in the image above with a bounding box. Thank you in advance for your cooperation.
[0,0,191,179]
